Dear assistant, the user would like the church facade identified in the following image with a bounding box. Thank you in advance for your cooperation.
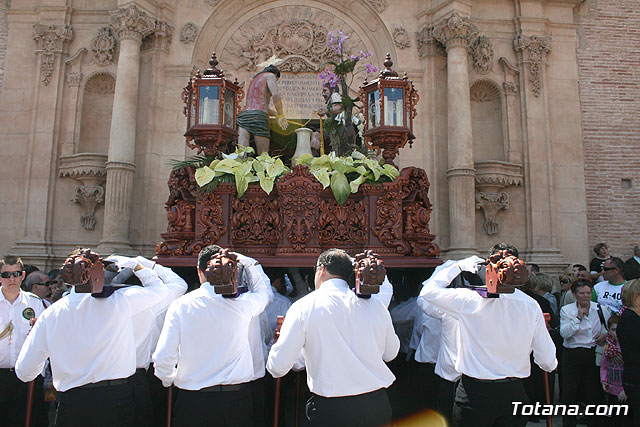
[0,0,637,272]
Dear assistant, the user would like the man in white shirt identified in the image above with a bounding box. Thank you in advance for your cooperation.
[152,245,272,426]
[595,256,626,314]
[419,244,557,427]
[23,271,52,307]
[128,256,187,427]
[15,251,169,426]
[0,255,47,427]
[267,248,400,426]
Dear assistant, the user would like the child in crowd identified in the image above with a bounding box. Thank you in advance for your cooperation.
[600,314,630,426]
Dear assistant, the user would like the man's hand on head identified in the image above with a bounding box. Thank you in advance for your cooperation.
[457,255,485,274]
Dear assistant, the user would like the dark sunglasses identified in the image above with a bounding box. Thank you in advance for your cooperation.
[0,271,23,278]
[36,281,52,287]
[602,266,617,271]
[560,279,570,284]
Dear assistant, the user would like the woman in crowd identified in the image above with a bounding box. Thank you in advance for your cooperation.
[617,279,640,426]
[590,243,611,282]
[560,280,610,427]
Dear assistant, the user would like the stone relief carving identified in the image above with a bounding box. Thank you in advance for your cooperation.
[364,0,387,13]
[204,0,222,7]
[469,35,493,74]
[73,185,105,230]
[33,24,74,85]
[502,81,518,95]
[91,27,116,66]
[514,35,551,97]
[416,25,445,58]
[110,5,155,42]
[222,7,366,73]
[432,12,478,49]
[66,72,82,87]
[475,191,509,235]
[393,27,410,49]
[180,22,198,44]
[142,21,174,51]
[84,73,116,95]
[470,80,501,102]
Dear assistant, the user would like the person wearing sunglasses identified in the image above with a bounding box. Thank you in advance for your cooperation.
[595,257,626,314]
[0,255,48,427]
[23,271,52,307]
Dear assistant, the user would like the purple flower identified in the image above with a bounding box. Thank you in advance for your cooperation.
[364,63,378,74]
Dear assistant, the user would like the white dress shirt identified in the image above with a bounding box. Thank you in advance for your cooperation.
[560,301,609,349]
[410,307,441,364]
[267,278,399,397]
[421,299,461,382]
[264,287,292,351]
[390,297,419,355]
[152,258,272,390]
[419,261,557,380]
[131,262,188,369]
[15,268,168,391]
[0,290,46,368]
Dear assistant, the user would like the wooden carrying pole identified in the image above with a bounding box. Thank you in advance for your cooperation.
[543,313,553,427]
[167,386,173,427]
[273,315,285,427]
[24,380,35,427]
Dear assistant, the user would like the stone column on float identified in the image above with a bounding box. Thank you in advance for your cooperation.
[433,12,479,257]
[98,5,155,254]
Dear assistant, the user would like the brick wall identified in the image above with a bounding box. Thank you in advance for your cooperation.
[576,0,640,262]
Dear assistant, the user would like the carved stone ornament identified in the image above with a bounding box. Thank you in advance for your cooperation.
[514,35,551,97]
[73,185,105,230]
[364,0,387,13]
[205,0,222,7]
[33,24,74,85]
[110,5,155,42]
[475,191,509,236]
[432,12,479,49]
[59,153,107,230]
[222,7,367,73]
[180,22,198,44]
[469,35,493,74]
[470,80,501,103]
[393,27,411,49]
[66,72,82,87]
[84,72,116,95]
[416,26,445,58]
[502,81,518,95]
[142,21,174,51]
[91,27,116,66]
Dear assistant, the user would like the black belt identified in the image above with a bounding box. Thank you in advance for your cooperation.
[0,368,15,372]
[463,374,520,383]
[135,368,147,375]
[198,383,247,392]
[77,378,129,389]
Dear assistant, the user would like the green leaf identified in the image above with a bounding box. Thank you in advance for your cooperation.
[235,174,249,198]
[256,151,274,163]
[194,166,216,187]
[295,153,313,165]
[364,158,382,180]
[351,150,366,160]
[215,158,241,174]
[354,165,367,176]
[312,167,330,189]
[310,154,330,169]
[330,172,351,205]
[349,174,366,193]
[259,175,275,194]
[253,161,266,175]
[382,164,400,180]
[267,158,285,178]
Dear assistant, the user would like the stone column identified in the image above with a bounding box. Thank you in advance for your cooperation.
[98,5,155,254]
[433,13,479,257]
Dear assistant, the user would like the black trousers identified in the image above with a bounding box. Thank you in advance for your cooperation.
[305,388,391,427]
[174,385,253,427]
[436,377,456,426]
[132,368,152,427]
[562,346,601,427]
[623,383,640,427]
[453,375,528,427]
[0,369,47,427]
[55,377,135,426]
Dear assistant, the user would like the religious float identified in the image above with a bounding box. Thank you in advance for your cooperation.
[155,51,441,275]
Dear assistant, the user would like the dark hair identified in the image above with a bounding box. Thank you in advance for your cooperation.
[263,65,281,78]
[571,279,593,294]
[607,314,620,329]
[24,271,47,292]
[607,257,624,274]
[48,269,61,279]
[197,245,222,272]
[0,255,24,271]
[594,243,607,255]
[529,263,540,273]
[317,249,354,282]
[489,243,519,258]
[572,264,587,271]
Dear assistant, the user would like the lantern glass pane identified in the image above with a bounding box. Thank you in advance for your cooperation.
[198,85,220,124]
[384,88,404,127]
[367,90,380,129]
[223,88,235,128]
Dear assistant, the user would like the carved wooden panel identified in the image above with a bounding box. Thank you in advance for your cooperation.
[318,197,368,247]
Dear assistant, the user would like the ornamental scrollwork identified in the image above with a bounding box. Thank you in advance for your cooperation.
[231,192,281,246]
[364,0,387,12]
[432,12,478,49]
[91,27,116,66]
[72,185,104,230]
[514,35,551,97]
[318,198,368,246]
[33,24,74,85]
[180,23,198,44]
[110,5,155,42]
[393,27,411,49]
[469,35,493,74]
[475,191,510,235]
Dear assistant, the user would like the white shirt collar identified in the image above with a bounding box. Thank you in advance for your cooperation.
[0,288,27,305]
[634,255,640,264]
[318,278,350,293]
